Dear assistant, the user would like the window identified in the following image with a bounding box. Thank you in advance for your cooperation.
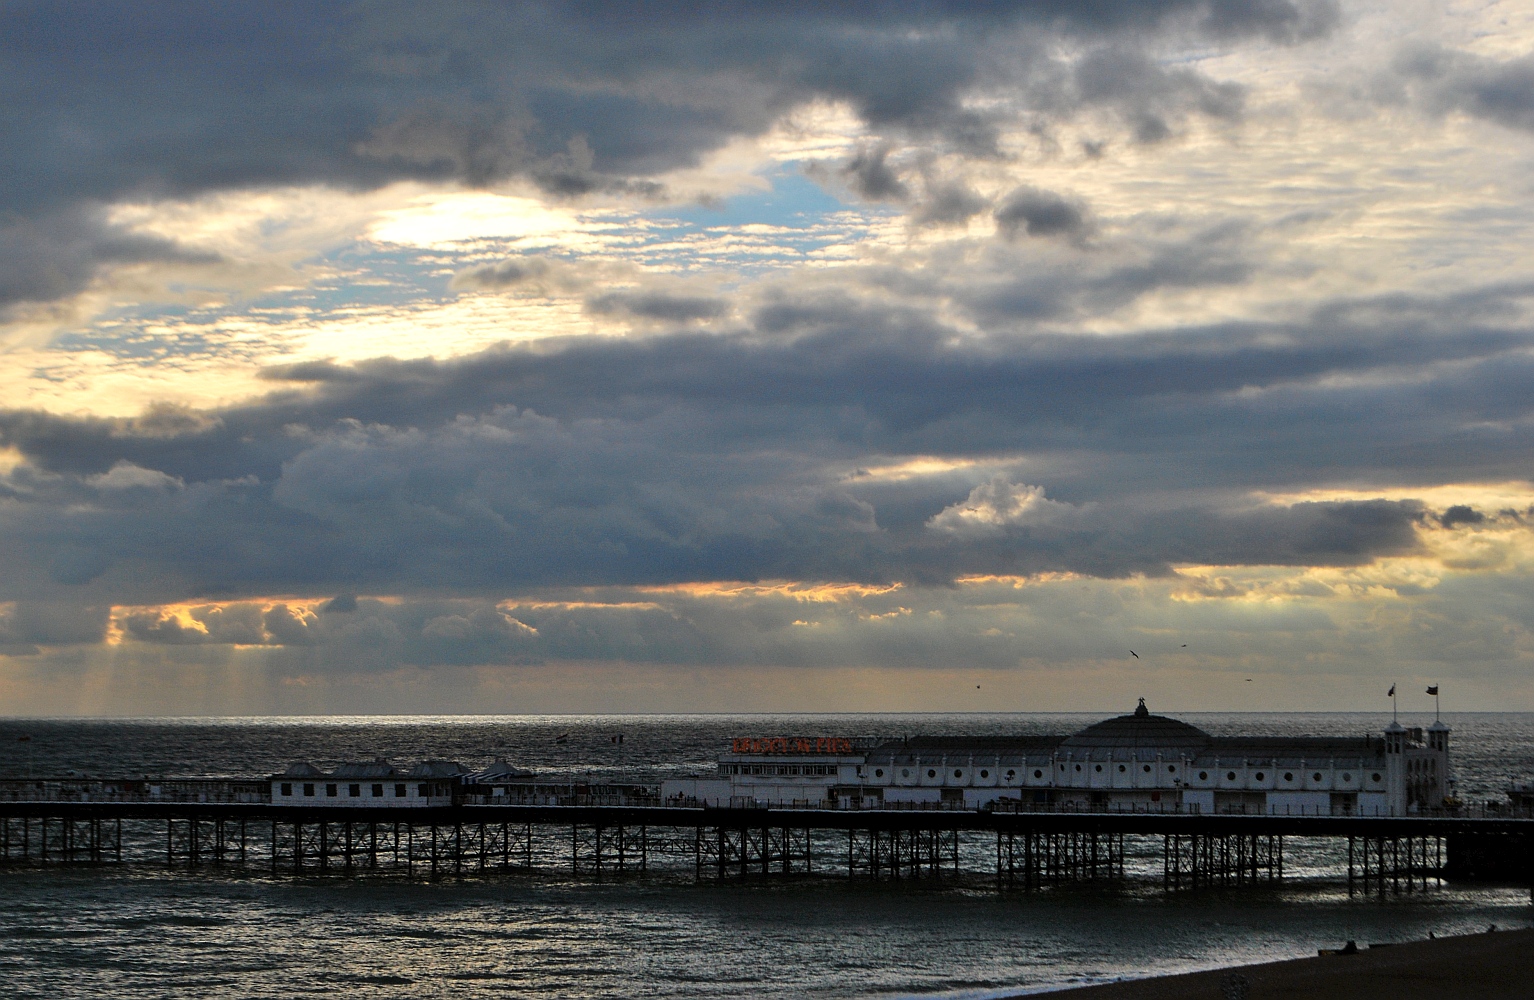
[1312,773,1323,782]
[1168,765,1176,773]
[927,769,937,779]
[953,769,963,778]
[1118,764,1126,773]
[281,783,292,797]
[1371,773,1382,783]
[303,783,315,796]
[349,784,361,797]
[901,769,910,778]
[1094,764,1102,772]
[1199,771,1208,780]
[394,784,406,797]
[326,784,338,797]
[979,770,989,779]
[1143,764,1152,773]
[372,784,384,797]
[1075,764,1082,772]
[418,783,430,797]
[1342,773,1352,782]
[1226,772,1236,781]
[1255,773,1265,781]
[1283,773,1293,782]
[875,769,884,778]
[1030,770,1040,779]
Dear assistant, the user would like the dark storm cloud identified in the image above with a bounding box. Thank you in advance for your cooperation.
[1393,45,1534,133]
[841,144,910,201]
[1063,47,1247,143]
[585,291,730,323]
[0,208,220,310]
[0,602,109,649]
[1439,505,1485,529]
[912,181,990,227]
[963,219,1249,321]
[0,1,1338,306]
[1,278,1529,604]
[993,187,1089,239]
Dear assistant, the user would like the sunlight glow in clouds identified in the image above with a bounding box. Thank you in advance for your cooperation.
[3,1,1534,712]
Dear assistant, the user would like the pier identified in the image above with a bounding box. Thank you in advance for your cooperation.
[1,793,1529,896]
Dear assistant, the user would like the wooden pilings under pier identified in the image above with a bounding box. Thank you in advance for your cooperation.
[1347,834,1445,894]
[998,829,1125,888]
[0,804,1529,900]
[1163,832,1281,888]
[1,815,122,863]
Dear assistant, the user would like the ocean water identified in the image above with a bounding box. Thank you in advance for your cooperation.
[0,713,1530,1000]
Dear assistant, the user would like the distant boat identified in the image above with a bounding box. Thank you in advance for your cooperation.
[554,733,569,744]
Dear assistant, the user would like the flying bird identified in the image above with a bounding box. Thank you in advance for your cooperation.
[1130,650,1139,658]
[1181,644,1187,647]
[554,733,569,744]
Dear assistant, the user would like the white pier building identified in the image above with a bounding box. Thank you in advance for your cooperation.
[270,759,465,807]
[663,701,1453,816]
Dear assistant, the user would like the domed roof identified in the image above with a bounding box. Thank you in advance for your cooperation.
[1060,699,1211,749]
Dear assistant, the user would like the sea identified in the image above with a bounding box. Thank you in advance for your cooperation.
[0,712,1530,1000]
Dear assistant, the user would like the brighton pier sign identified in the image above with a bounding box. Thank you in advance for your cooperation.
[730,737,855,755]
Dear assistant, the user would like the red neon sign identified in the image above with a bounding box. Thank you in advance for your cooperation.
[730,737,853,755]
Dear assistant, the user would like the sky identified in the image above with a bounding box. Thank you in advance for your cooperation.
[3,0,1534,715]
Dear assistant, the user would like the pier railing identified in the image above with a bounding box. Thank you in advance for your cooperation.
[3,779,1529,820]
[0,779,268,805]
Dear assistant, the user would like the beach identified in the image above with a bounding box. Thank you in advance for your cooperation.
[1035,927,1533,999]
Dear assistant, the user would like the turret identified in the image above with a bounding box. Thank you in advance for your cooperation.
[1384,720,1407,815]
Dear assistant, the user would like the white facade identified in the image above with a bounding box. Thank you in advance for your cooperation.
[269,759,462,808]
[663,753,864,807]
[688,703,1453,816]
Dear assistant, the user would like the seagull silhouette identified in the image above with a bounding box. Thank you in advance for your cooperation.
[1130,650,1139,659]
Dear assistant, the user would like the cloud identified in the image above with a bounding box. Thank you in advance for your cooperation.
[0,1,1336,310]
[1439,504,1486,529]
[1064,47,1247,143]
[449,258,557,292]
[85,461,183,492]
[0,601,109,649]
[927,477,1090,536]
[585,291,729,323]
[1393,44,1534,133]
[1,274,1528,604]
[993,187,1089,240]
[841,143,909,201]
[912,180,989,227]
[0,207,220,312]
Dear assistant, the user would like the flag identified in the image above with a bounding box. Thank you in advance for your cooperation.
[1387,684,1396,697]
[1426,685,1439,696]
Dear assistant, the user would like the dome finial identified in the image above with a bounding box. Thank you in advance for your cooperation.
[1135,697,1148,717]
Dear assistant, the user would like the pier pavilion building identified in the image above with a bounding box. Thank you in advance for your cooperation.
[663,701,1452,816]
[270,759,465,808]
